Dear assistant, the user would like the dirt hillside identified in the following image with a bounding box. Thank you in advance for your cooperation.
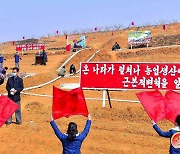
[0,23,180,154]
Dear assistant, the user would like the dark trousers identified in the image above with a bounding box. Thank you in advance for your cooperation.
[43,58,46,65]
[15,62,20,69]
[6,101,22,124]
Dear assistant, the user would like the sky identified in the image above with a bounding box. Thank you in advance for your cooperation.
[0,0,179,43]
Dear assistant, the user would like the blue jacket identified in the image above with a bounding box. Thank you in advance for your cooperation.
[153,124,180,154]
[0,56,4,63]
[50,120,91,154]
[42,50,47,58]
[6,76,24,102]
[14,54,21,63]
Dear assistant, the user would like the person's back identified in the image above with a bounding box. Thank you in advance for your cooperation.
[116,43,120,49]
[70,64,76,74]
[50,114,92,154]
[0,55,4,63]
[152,115,180,154]
[14,53,20,63]
[58,66,66,77]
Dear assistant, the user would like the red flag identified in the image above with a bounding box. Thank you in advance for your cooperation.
[52,86,89,120]
[12,41,15,46]
[112,31,114,36]
[162,24,166,30]
[136,90,165,122]
[0,95,19,127]
[66,44,71,51]
[165,91,180,123]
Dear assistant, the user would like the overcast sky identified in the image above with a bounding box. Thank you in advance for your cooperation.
[0,0,179,42]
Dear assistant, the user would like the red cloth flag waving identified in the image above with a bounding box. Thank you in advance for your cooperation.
[162,24,166,31]
[165,91,180,123]
[66,44,71,51]
[0,95,19,127]
[136,90,165,122]
[52,86,89,120]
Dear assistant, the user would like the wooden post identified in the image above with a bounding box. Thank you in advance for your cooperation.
[102,90,106,107]
[131,44,133,49]
[106,89,112,108]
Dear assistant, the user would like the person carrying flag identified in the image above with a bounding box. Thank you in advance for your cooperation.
[152,115,180,154]
[50,114,92,154]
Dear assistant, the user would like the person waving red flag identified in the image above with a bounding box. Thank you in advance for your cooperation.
[52,86,89,120]
[0,95,19,127]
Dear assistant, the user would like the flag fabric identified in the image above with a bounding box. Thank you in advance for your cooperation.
[162,24,166,30]
[52,86,89,120]
[137,90,180,123]
[165,91,180,123]
[66,44,71,51]
[112,31,114,36]
[136,90,165,122]
[0,95,19,127]
[12,41,15,46]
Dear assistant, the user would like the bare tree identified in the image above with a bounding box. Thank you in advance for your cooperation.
[113,24,123,30]
[63,31,68,35]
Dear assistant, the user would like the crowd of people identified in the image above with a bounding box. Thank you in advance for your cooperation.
[0,51,22,86]
[58,64,76,77]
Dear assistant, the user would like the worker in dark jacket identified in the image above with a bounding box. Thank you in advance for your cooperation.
[14,52,22,69]
[112,42,121,51]
[69,64,76,74]
[6,67,24,125]
[50,114,92,154]
[0,54,6,68]
[152,115,180,154]
[42,49,47,65]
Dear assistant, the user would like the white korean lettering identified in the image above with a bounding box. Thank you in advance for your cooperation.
[160,65,169,76]
[100,64,107,75]
[154,77,161,88]
[145,66,152,76]
[133,65,140,75]
[153,65,160,76]
[82,64,89,75]
[125,65,133,75]
[146,77,153,88]
[122,77,131,87]
[93,64,100,74]
[107,64,115,75]
[161,78,168,89]
[138,77,146,88]
[118,65,125,75]
[168,66,178,76]
[174,78,180,89]
[131,77,138,87]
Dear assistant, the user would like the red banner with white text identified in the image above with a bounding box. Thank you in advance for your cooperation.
[16,43,45,51]
[80,62,180,90]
